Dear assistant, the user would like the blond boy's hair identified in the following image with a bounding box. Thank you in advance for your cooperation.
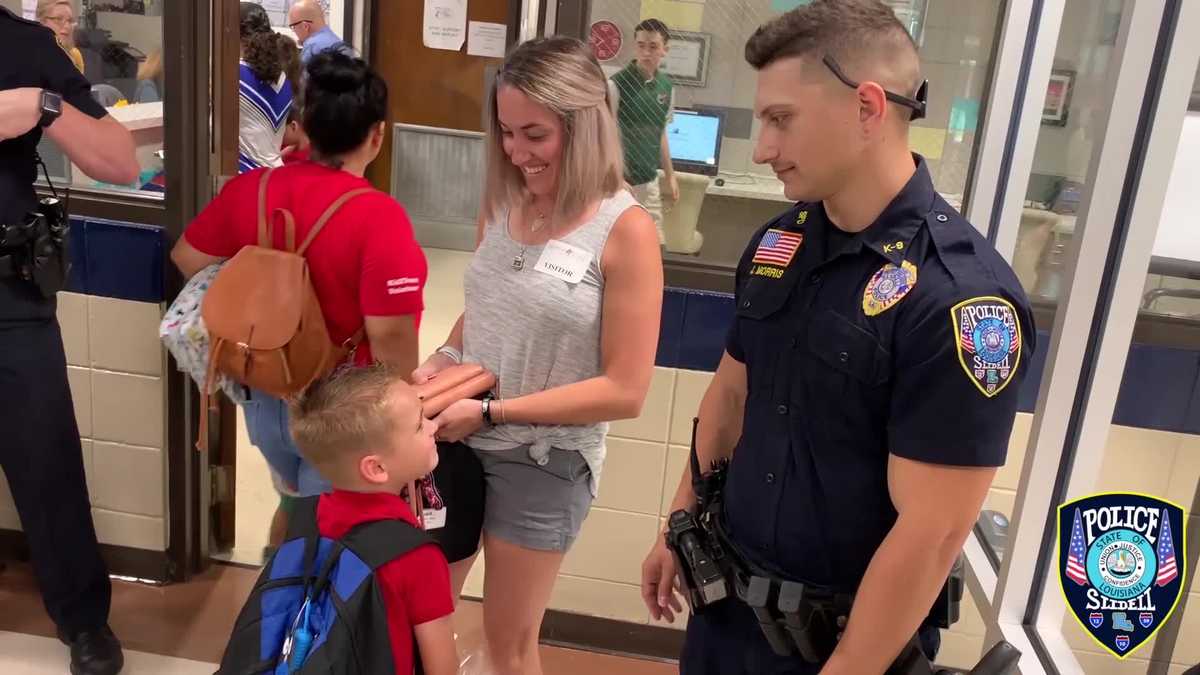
[289,365,408,478]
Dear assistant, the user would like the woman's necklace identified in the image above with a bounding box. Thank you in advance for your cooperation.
[511,207,548,271]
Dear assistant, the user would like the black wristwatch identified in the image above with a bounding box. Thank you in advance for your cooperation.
[481,395,494,426]
[38,90,63,128]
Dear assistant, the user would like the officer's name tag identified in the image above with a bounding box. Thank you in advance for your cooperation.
[534,240,592,283]
[423,507,447,530]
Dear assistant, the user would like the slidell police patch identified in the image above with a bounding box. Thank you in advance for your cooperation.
[1059,493,1187,660]
[862,261,917,316]
[951,296,1021,397]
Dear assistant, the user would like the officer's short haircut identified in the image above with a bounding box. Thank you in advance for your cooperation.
[745,0,921,100]
[289,364,412,479]
[635,18,671,44]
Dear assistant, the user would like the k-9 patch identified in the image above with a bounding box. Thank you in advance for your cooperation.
[951,296,1022,397]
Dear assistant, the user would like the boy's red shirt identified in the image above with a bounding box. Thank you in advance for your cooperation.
[316,490,453,673]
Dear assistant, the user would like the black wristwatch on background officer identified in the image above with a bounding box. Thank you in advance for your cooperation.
[1,5,139,675]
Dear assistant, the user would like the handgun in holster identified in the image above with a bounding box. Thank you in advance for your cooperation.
[665,418,731,613]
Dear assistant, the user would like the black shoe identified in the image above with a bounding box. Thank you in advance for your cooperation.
[58,625,124,675]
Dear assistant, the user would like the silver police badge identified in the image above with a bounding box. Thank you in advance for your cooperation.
[951,296,1021,397]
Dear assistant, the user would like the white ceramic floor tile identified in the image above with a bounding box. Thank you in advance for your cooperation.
[0,631,215,675]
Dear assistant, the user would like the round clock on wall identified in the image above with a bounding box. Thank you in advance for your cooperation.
[589,20,623,62]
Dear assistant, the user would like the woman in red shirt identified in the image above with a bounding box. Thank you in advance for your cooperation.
[171,52,427,498]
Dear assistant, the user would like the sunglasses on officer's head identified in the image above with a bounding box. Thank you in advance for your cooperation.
[822,55,928,122]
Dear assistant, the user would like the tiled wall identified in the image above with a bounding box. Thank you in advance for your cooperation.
[0,292,168,552]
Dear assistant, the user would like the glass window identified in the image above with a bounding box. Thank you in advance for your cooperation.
[34,0,166,199]
[586,0,1002,289]
[1049,55,1200,675]
[988,0,1131,567]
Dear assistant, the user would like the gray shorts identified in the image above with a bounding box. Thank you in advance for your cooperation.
[477,446,593,552]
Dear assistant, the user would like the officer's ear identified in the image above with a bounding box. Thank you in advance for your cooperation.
[855,82,889,135]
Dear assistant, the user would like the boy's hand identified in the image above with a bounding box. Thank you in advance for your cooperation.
[413,615,457,675]
[432,398,484,443]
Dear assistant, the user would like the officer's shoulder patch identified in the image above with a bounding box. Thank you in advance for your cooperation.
[862,260,917,316]
[750,228,803,277]
[951,296,1022,398]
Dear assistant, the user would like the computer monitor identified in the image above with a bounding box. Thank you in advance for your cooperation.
[665,108,725,177]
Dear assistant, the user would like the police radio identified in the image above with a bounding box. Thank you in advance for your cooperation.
[0,153,71,298]
[665,418,732,613]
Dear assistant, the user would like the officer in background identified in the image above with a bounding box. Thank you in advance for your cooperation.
[641,1,1035,673]
[0,6,138,675]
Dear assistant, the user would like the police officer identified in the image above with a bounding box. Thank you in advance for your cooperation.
[641,2,1035,673]
[0,6,138,674]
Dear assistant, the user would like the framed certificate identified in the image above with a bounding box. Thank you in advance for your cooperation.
[662,31,711,88]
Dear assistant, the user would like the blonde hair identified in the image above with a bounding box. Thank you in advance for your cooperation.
[137,49,163,82]
[36,0,72,21]
[289,365,412,479]
[483,36,625,226]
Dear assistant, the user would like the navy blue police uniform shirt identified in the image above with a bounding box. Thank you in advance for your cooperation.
[723,155,1036,594]
[0,7,106,320]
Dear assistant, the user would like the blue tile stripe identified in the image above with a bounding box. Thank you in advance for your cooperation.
[655,288,1200,435]
[65,217,165,303]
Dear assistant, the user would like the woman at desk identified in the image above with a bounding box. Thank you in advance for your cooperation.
[36,0,84,73]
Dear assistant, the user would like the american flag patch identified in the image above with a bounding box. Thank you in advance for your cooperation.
[752,229,803,267]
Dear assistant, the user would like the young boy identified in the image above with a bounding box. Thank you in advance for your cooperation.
[609,17,679,243]
[289,365,456,675]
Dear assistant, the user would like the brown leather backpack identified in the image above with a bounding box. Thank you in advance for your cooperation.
[196,168,371,449]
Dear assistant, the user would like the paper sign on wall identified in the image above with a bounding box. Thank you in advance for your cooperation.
[21,0,37,20]
[423,0,467,51]
[467,21,506,58]
[771,0,812,11]
[640,0,704,32]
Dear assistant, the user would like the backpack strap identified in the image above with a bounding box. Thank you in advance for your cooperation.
[256,168,277,248]
[285,496,321,540]
[338,518,435,571]
[296,187,375,256]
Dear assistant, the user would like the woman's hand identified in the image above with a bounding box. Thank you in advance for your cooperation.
[432,398,484,443]
[411,351,458,384]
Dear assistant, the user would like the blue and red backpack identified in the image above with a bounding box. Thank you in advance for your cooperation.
[216,496,433,674]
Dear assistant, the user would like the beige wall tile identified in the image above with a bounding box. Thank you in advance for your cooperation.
[0,507,20,530]
[936,631,984,670]
[462,555,485,600]
[549,575,648,624]
[0,467,13,512]
[994,413,1033,491]
[1072,651,1150,675]
[91,371,163,448]
[1095,426,1180,496]
[88,297,163,376]
[57,292,89,367]
[670,370,713,446]
[81,439,94,501]
[661,445,689,516]
[92,507,165,551]
[1166,434,1200,508]
[91,442,165,517]
[67,366,91,439]
[610,368,675,443]
[594,438,667,516]
[562,507,659,585]
[1166,591,1200,666]
[954,588,987,637]
[983,488,1016,521]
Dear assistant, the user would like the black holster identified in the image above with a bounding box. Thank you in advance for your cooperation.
[0,197,70,298]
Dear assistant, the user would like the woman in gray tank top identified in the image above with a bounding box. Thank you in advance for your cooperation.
[411,37,663,675]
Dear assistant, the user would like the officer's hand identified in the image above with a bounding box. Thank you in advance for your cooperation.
[641,536,684,622]
[0,88,43,141]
